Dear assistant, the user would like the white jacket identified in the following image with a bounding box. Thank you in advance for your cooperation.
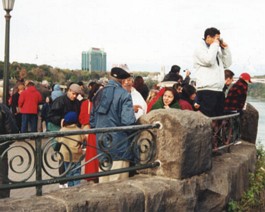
[193,40,232,91]
[131,88,147,120]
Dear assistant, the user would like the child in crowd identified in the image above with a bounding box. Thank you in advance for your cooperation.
[57,111,85,187]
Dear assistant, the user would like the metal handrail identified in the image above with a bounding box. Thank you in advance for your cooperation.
[210,113,241,151]
[0,123,161,196]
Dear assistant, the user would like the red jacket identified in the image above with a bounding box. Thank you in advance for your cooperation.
[147,87,165,113]
[18,86,42,114]
[178,99,194,111]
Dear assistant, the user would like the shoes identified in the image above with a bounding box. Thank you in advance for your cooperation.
[59,183,68,188]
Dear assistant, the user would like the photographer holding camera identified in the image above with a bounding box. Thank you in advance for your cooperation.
[193,27,232,117]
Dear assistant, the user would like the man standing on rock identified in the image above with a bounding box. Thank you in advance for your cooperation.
[90,66,136,182]
[193,27,232,117]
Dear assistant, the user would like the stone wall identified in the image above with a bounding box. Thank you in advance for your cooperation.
[0,104,259,211]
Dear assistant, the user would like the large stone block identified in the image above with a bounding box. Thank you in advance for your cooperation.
[240,103,259,144]
[137,109,212,179]
[1,142,256,212]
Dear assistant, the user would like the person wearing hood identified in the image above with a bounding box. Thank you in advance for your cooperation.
[151,87,180,110]
[18,81,42,133]
[51,84,64,101]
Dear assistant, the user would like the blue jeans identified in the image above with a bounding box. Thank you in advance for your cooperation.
[64,161,81,187]
[21,114,38,133]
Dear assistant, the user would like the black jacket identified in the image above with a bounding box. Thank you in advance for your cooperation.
[0,104,19,152]
[47,94,81,126]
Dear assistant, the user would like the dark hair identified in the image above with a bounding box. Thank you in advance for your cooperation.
[224,69,235,80]
[88,81,97,87]
[27,81,35,87]
[204,27,220,40]
[88,83,102,101]
[181,85,196,100]
[173,82,182,90]
[133,76,144,87]
[163,87,179,105]
[77,81,84,86]
[170,65,181,74]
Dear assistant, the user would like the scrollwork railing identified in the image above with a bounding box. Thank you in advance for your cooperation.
[0,123,161,196]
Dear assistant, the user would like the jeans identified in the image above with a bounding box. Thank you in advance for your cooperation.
[64,161,81,187]
[47,122,66,185]
[21,114,38,133]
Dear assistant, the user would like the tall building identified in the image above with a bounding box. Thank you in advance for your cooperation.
[81,48,107,72]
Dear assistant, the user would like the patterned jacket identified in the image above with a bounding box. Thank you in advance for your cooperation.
[224,78,248,112]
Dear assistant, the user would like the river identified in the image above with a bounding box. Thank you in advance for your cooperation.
[247,97,265,146]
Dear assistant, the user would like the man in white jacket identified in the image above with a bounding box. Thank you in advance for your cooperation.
[193,27,232,117]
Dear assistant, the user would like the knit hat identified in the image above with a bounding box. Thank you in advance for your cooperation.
[64,111,78,124]
[111,67,131,79]
[240,73,252,83]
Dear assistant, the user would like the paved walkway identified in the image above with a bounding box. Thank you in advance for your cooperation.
[7,139,83,199]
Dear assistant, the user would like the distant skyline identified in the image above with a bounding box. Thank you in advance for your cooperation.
[0,0,264,77]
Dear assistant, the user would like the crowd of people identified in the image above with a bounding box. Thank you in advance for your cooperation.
[0,27,253,196]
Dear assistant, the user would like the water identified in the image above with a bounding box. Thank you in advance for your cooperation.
[247,97,265,146]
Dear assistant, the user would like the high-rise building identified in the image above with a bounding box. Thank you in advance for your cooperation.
[81,48,107,72]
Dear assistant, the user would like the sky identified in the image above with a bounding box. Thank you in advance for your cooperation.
[0,0,265,77]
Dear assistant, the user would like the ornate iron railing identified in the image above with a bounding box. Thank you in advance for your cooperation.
[0,123,161,196]
[210,113,241,152]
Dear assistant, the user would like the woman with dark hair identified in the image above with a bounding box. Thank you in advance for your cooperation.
[178,85,197,111]
[133,76,149,100]
[151,87,180,110]
[41,96,53,131]
[79,82,103,183]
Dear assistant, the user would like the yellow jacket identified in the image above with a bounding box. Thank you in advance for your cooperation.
[57,124,84,162]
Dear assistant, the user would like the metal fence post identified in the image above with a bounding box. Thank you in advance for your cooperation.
[35,137,42,196]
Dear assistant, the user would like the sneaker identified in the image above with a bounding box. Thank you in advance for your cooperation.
[59,184,64,189]
[64,183,68,188]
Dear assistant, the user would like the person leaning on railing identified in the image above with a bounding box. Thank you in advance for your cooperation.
[224,72,251,115]
[90,66,136,183]
[57,112,85,188]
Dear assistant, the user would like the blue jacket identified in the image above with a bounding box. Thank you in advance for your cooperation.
[51,84,64,101]
[90,80,136,160]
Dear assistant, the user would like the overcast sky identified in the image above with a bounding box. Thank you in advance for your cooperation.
[0,0,264,76]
